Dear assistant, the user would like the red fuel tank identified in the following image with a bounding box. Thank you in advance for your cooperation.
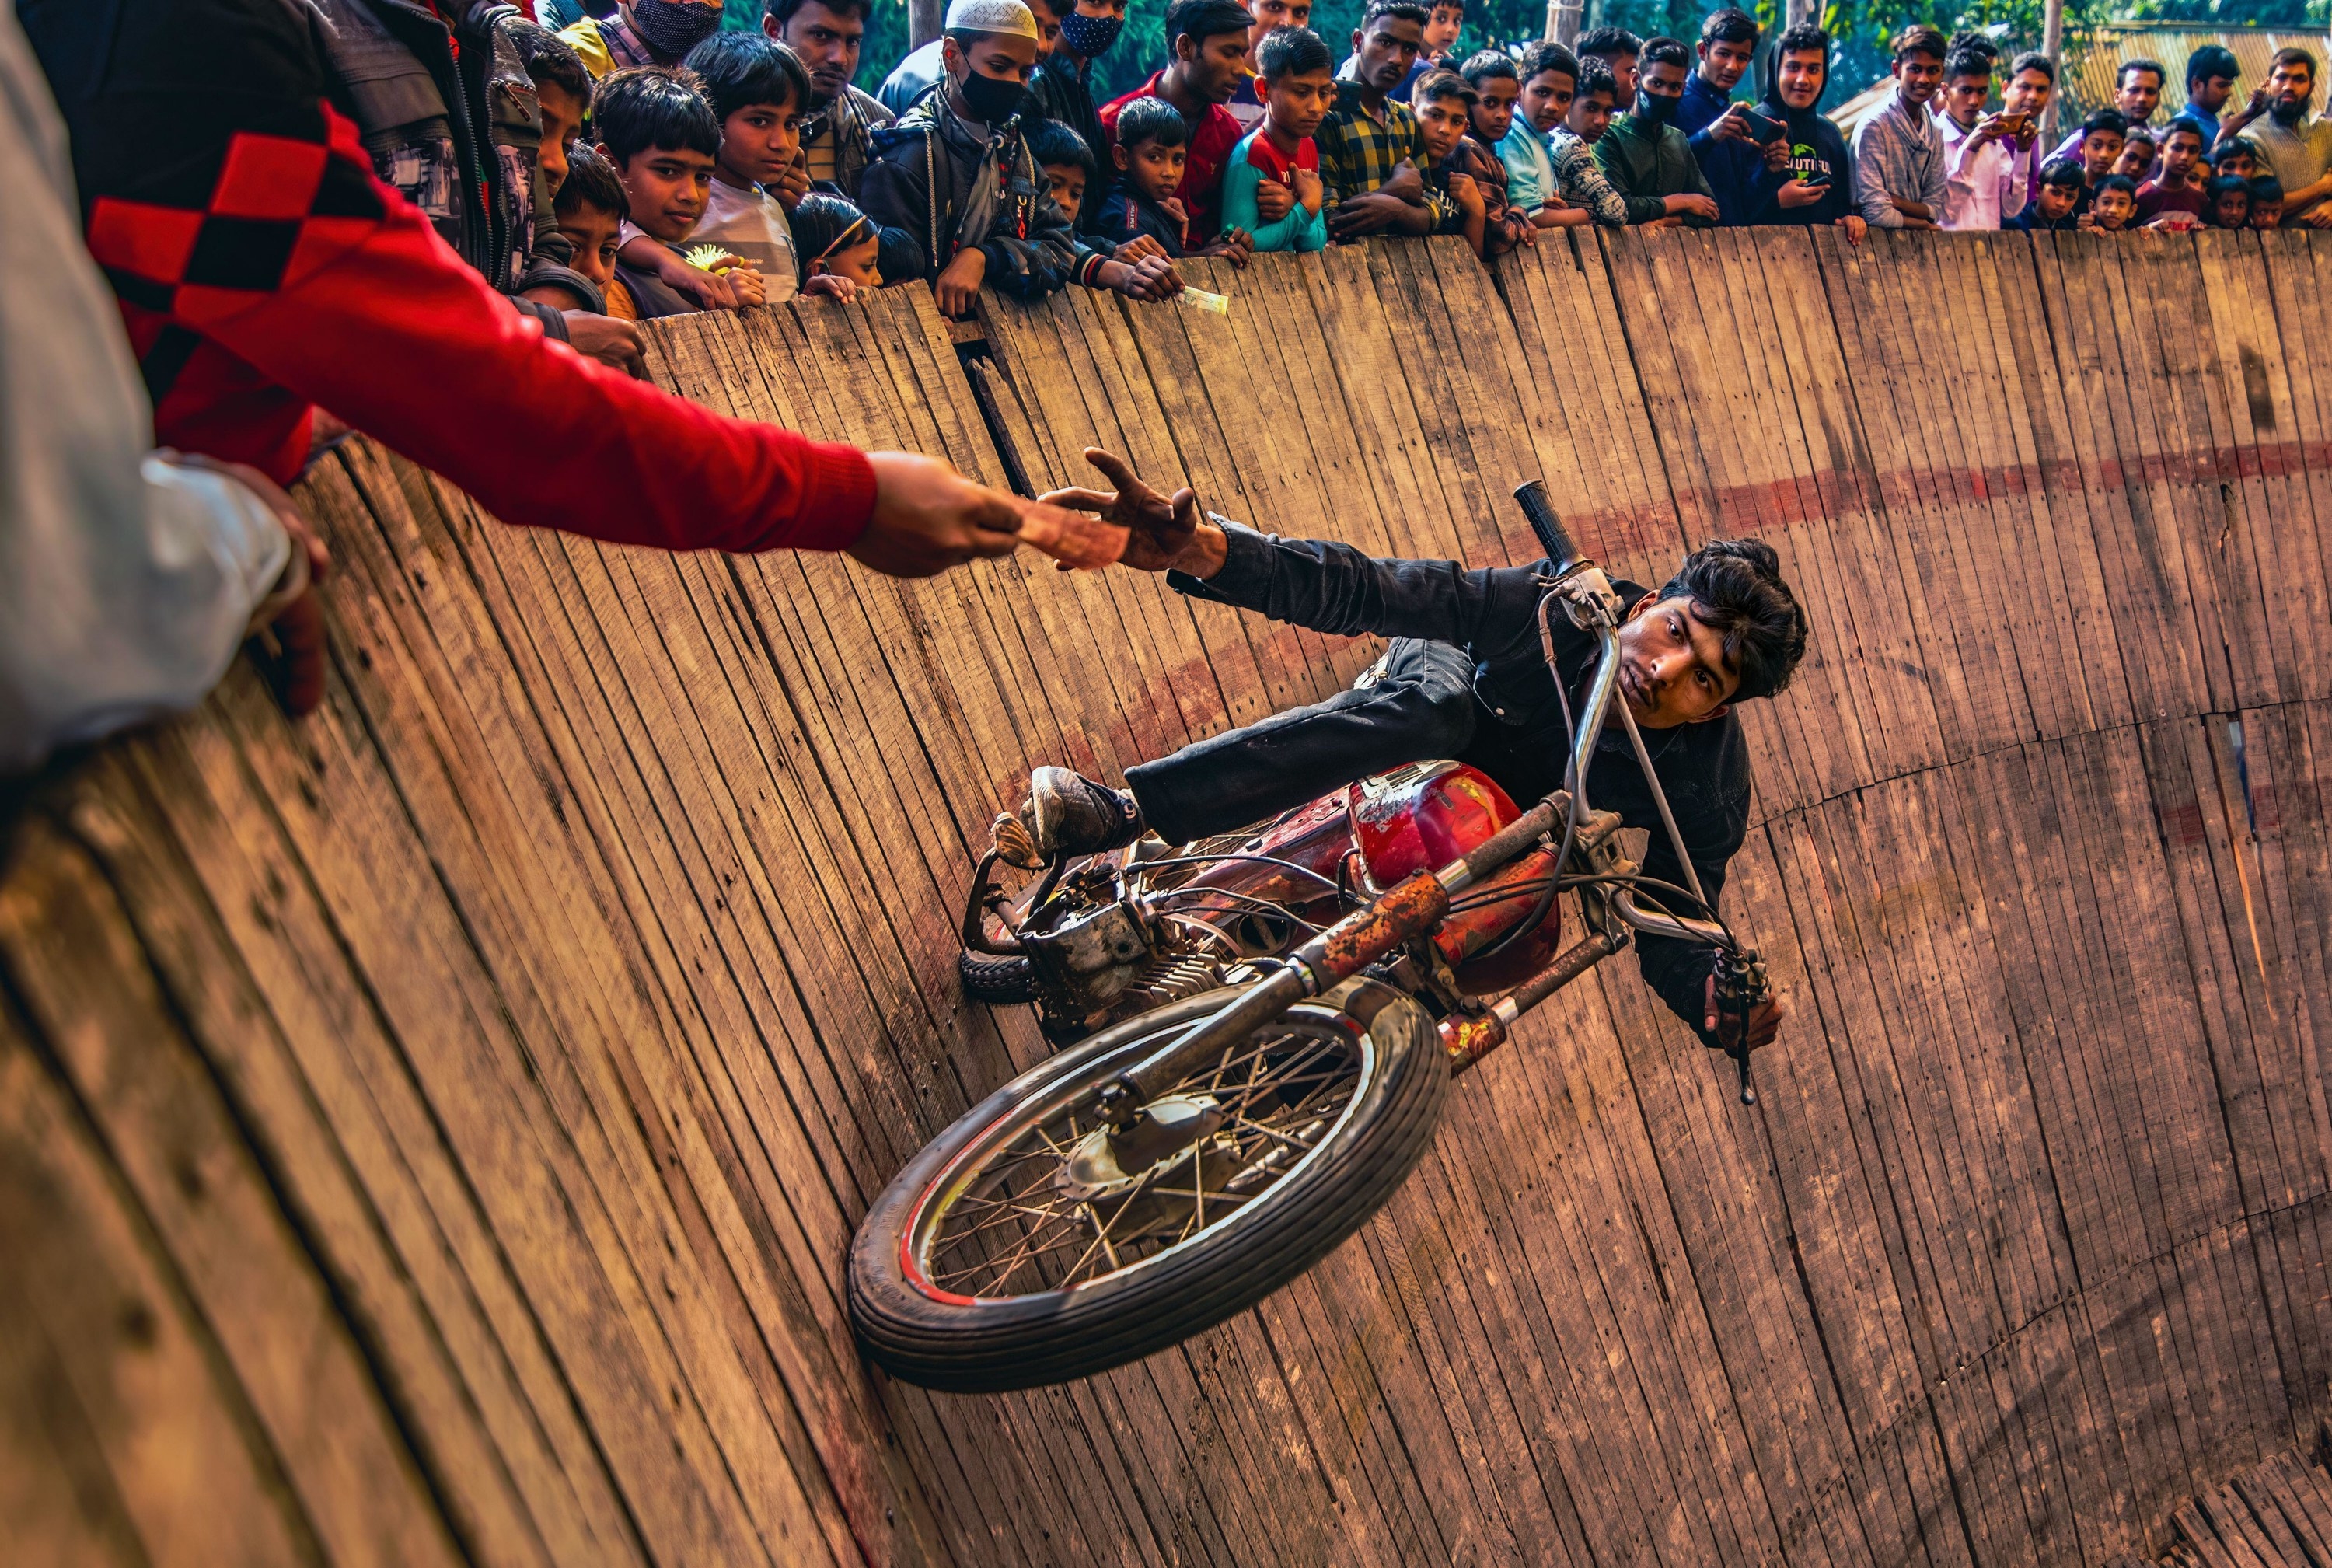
[1346,760,1520,884]
[1345,761,1562,982]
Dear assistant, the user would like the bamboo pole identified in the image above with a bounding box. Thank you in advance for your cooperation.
[2042,0,2064,138]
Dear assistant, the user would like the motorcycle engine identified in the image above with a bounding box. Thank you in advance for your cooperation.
[1018,899,1226,1040]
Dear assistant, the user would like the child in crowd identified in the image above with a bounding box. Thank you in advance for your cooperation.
[1392,0,1465,100]
[1221,26,1332,253]
[1502,42,1590,227]
[1457,51,1535,252]
[790,194,885,293]
[514,22,592,198]
[2205,174,2252,229]
[1549,57,1630,225]
[1096,96,1206,257]
[2004,156,2083,230]
[522,147,634,317]
[2249,176,2285,229]
[861,0,1077,315]
[2111,127,2155,182]
[2086,173,2136,231]
[598,65,767,318]
[2073,108,2126,210]
[1023,117,1185,295]
[1411,68,1490,254]
[681,33,815,302]
[2211,140,2259,183]
[2136,117,2209,224]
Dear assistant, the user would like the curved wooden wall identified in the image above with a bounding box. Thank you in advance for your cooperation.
[2,230,2327,1567]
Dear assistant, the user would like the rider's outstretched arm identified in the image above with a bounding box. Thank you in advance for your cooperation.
[1170,522,1549,655]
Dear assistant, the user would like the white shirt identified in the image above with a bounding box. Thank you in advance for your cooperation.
[692,177,801,302]
[1936,110,2027,229]
[2,0,289,773]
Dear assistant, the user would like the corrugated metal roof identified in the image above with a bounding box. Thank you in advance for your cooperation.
[2066,25,2330,117]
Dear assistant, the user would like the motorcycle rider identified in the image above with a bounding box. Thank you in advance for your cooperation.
[1021,449,1807,1054]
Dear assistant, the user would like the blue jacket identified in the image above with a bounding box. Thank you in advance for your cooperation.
[1701,94,1857,226]
[1677,69,1735,161]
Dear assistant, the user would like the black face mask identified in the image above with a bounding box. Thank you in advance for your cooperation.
[1636,89,1679,125]
[627,0,722,58]
[957,64,1030,125]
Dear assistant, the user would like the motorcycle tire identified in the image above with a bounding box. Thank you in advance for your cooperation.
[957,950,1035,1005]
[848,983,1447,1392]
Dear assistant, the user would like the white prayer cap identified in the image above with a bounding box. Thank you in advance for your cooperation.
[944,0,1040,39]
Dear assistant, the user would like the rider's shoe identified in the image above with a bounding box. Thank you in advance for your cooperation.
[1021,767,1145,860]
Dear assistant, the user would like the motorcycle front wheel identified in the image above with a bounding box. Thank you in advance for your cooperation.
[848,983,1447,1392]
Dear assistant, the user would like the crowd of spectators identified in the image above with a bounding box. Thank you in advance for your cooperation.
[521,0,2330,318]
[5,0,2325,771]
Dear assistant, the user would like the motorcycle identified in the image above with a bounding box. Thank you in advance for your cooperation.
[848,485,1772,1392]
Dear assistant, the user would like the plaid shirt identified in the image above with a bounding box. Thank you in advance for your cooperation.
[1317,80,1455,225]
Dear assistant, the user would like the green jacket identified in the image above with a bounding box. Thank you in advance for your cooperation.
[1591,111,1718,227]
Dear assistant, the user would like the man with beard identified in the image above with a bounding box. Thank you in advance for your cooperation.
[2222,47,2331,226]
[559,0,723,77]
[1591,36,1718,228]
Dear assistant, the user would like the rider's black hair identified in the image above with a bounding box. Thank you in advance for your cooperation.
[1657,540,1808,703]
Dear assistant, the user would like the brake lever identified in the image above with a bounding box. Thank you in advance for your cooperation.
[1712,948,1768,1105]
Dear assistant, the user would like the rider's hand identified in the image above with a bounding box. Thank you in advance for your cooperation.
[852,452,1126,578]
[1705,972,1788,1053]
[1037,447,1224,577]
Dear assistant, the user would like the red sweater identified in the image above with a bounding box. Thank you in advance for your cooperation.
[28,0,873,556]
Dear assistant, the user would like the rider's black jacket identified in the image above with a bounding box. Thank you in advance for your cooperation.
[1169,523,1753,1046]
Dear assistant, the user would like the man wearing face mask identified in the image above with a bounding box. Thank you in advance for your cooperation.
[861,0,1077,315]
[1031,0,1123,173]
[1590,36,1717,227]
[558,0,724,76]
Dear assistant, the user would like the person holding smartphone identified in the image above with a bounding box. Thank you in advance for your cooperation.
[1698,20,1863,239]
[1933,43,2025,229]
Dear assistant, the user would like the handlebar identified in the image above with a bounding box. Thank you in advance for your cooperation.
[1513,480,1587,578]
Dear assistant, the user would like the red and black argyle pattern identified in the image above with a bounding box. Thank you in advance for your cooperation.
[85,99,386,396]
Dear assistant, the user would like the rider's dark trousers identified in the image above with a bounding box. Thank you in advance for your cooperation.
[1126,638,1478,847]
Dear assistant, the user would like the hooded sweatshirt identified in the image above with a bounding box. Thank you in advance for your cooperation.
[1700,58,1856,226]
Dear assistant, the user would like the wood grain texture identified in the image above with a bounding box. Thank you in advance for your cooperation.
[2,233,2327,1566]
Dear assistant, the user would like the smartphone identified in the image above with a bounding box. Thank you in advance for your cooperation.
[1995,111,2031,137]
[1740,106,1786,142]
[1799,168,1832,188]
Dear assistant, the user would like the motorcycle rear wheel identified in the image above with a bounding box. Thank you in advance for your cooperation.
[848,983,1447,1392]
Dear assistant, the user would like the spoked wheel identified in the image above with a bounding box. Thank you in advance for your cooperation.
[849,983,1447,1392]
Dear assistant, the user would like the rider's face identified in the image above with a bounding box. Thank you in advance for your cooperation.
[1616,594,1739,728]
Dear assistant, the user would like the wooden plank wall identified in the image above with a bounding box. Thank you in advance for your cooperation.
[1,231,2324,1568]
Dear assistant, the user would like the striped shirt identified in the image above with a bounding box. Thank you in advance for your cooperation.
[1851,90,1945,228]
